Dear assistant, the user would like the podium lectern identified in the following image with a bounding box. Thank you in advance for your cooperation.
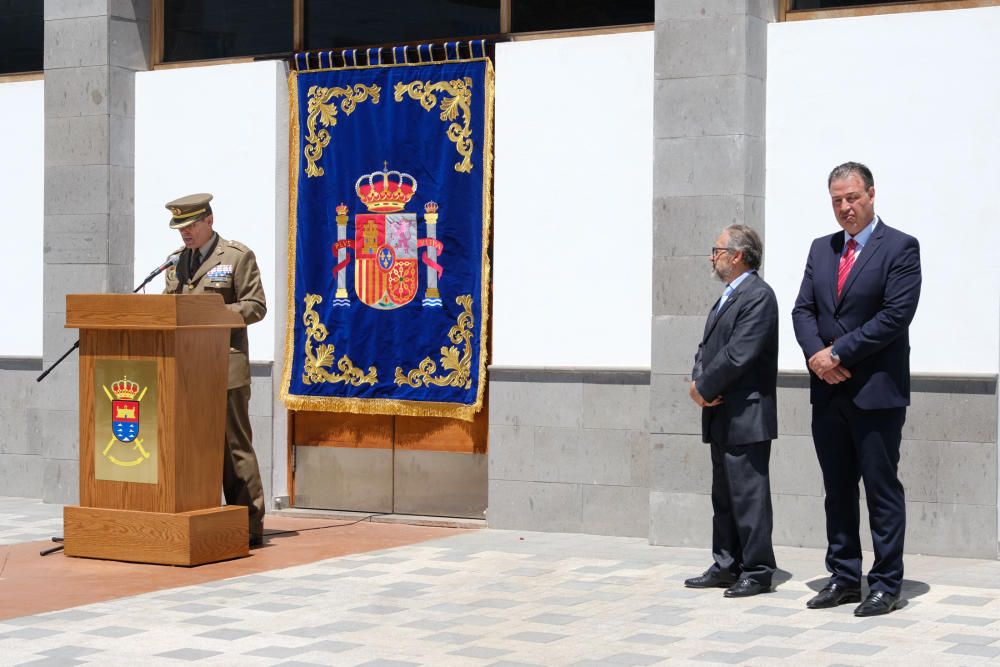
[63,294,249,566]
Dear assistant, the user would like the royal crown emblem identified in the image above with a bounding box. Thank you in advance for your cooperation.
[102,375,151,466]
[111,378,140,401]
[330,164,445,309]
[355,166,417,213]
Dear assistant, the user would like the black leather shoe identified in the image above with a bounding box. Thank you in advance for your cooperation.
[854,590,898,617]
[806,583,862,609]
[249,534,264,548]
[684,570,737,589]
[724,578,769,598]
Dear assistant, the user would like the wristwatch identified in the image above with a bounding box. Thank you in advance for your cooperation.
[830,346,840,362]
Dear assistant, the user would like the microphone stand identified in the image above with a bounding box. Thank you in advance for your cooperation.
[36,257,179,382]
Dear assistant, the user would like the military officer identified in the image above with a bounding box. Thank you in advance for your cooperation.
[163,193,267,547]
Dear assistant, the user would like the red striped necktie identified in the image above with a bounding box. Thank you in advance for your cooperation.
[837,238,858,298]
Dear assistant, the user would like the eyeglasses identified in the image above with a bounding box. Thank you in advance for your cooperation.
[710,247,730,258]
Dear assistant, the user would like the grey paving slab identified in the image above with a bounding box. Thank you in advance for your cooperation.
[621,633,683,646]
[421,631,478,644]
[939,614,996,626]
[0,627,63,640]
[194,627,257,640]
[692,651,746,664]
[705,630,760,644]
[506,631,569,643]
[945,644,1000,658]
[37,646,101,658]
[244,646,310,658]
[526,612,585,626]
[301,639,364,653]
[403,619,452,631]
[450,646,512,659]
[822,642,886,656]
[3,496,1000,665]
[939,633,1000,645]
[940,594,993,606]
[154,647,222,660]
[744,645,802,658]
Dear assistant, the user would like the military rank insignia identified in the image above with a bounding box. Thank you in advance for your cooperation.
[94,359,159,483]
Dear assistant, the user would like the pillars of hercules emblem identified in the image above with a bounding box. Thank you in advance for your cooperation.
[423,201,440,304]
[335,203,349,301]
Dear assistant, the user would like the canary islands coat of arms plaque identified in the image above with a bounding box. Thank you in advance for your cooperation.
[94,359,159,484]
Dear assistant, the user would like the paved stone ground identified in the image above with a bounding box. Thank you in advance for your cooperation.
[0,497,63,546]
[2,496,1000,666]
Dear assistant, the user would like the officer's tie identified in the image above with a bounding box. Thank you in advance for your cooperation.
[189,250,204,276]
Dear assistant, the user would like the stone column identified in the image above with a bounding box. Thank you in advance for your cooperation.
[649,1,772,545]
[40,1,149,503]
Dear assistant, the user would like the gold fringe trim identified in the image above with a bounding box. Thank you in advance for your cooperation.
[471,58,495,420]
[281,59,494,423]
[295,57,491,75]
[280,70,302,407]
[282,394,479,421]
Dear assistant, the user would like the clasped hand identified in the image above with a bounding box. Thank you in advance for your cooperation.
[808,345,852,385]
[690,381,723,407]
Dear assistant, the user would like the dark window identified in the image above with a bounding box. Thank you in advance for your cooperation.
[163,0,293,63]
[0,0,43,74]
[304,0,500,51]
[510,0,652,33]
[791,0,900,7]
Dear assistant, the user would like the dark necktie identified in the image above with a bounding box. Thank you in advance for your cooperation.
[190,250,203,276]
[837,239,858,298]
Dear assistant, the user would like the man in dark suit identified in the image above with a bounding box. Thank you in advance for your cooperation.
[792,162,921,617]
[685,224,778,598]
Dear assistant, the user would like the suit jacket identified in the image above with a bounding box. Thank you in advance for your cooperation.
[163,234,267,389]
[693,272,779,446]
[791,219,921,410]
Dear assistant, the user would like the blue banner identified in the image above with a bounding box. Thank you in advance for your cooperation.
[282,55,493,420]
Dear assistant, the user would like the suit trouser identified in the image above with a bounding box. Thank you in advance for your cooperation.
[225,384,265,537]
[812,397,906,595]
[709,440,776,585]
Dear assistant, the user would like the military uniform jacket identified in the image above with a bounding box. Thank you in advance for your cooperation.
[163,234,267,389]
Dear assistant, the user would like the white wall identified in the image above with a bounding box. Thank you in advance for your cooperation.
[0,81,44,357]
[767,7,1000,374]
[135,61,284,361]
[492,31,654,368]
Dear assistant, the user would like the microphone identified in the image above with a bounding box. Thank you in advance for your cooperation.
[134,252,182,292]
[143,252,182,283]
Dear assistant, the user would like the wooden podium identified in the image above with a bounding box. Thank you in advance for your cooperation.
[63,294,249,566]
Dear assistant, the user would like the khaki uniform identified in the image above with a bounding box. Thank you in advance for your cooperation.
[164,234,267,537]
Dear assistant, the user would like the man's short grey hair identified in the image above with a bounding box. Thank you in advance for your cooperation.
[828,161,874,191]
[725,224,763,271]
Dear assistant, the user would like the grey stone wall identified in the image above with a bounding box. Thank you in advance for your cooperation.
[650,1,770,545]
[487,369,650,538]
[650,374,998,559]
[0,361,43,498]
[40,1,150,503]
[775,375,998,559]
[249,363,275,508]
